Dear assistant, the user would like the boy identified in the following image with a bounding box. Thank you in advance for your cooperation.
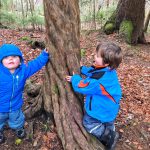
[0,43,49,143]
[66,42,122,150]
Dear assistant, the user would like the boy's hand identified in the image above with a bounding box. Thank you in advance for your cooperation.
[80,61,83,66]
[44,48,48,53]
[65,76,72,82]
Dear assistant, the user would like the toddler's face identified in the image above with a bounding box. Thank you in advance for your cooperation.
[2,56,20,71]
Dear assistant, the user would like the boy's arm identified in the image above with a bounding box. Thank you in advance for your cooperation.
[71,74,100,95]
[25,50,49,78]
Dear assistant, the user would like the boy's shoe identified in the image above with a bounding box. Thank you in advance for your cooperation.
[16,128,25,139]
[106,131,119,150]
[100,129,119,150]
[0,131,4,144]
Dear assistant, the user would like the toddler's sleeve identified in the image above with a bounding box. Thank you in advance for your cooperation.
[25,50,49,78]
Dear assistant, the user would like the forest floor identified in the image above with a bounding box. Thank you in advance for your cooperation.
[0,29,150,150]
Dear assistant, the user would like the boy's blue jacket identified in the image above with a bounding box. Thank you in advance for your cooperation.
[0,44,49,112]
[71,65,122,123]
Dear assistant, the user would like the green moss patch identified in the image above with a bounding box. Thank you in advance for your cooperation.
[104,23,115,34]
[119,20,133,44]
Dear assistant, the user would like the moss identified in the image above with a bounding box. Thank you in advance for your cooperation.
[104,23,115,34]
[103,11,116,34]
[119,20,133,44]
[80,49,86,57]
[53,84,59,95]
[15,139,22,145]
[19,36,30,41]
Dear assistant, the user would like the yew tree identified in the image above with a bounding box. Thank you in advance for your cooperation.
[104,0,146,44]
[25,0,104,150]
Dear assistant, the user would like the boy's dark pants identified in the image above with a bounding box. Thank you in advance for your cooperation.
[83,112,115,146]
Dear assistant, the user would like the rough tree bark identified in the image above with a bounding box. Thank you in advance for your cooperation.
[25,0,104,150]
[104,0,146,44]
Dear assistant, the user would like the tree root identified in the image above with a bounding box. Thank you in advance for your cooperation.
[24,80,43,119]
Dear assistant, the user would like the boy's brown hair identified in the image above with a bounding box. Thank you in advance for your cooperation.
[96,42,122,69]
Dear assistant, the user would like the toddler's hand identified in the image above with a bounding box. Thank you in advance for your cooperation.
[65,76,72,82]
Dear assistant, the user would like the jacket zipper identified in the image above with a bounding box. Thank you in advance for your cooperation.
[89,96,92,110]
[10,75,15,112]
[16,75,19,88]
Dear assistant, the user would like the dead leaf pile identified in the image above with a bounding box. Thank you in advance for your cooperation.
[0,29,149,150]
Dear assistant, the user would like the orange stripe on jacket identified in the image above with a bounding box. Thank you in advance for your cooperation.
[100,84,116,103]
[78,80,90,88]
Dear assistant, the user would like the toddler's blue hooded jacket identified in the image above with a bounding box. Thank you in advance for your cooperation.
[71,66,122,123]
[0,44,49,112]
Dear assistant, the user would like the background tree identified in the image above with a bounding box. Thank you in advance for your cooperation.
[104,0,146,44]
[21,0,25,29]
[28,0,35,29]
[0,0,44,30]
[106,0,110,8]
[92,0,96,29]
[144,10,150,32]
[24,0,104,149]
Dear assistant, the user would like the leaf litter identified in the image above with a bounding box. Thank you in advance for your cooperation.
[0,29,150,150]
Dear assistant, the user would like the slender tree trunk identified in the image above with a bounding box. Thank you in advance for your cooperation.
[144,10,150,32]
[25,0,29,17]
[11,0,14,12]
[106,0,109,8]
[28,0,35,29]
[21,0,25,29]
[98,0,104,10]
[92,0,96,29]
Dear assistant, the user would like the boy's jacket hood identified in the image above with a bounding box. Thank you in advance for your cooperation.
[0,44,23,62]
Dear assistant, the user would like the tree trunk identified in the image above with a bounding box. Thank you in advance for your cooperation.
[106,0,109,8]
[43,0,103,149]
[21,0,25,29]
[92,0,96,30]
[98,0,104,10]
[104,0,146,44]
[144,10,150,32]
[25,0,104,150]
[116,0,146,44]
[25,0,29,17]
[28,0,35,30]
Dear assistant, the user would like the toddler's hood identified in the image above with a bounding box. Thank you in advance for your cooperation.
[0,44,23,62]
